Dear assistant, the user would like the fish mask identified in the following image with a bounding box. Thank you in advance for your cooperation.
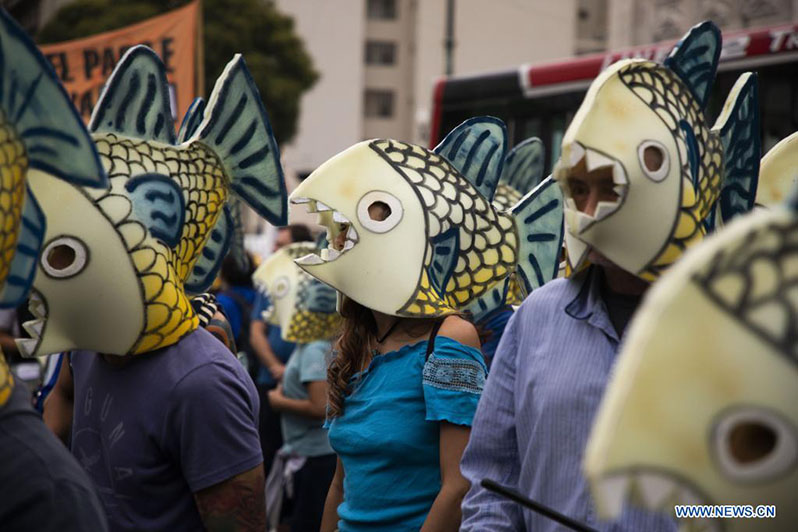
[555,21,760,281]
[0,9,107,402]
[289,134,564,318]
[22,45,287,357]
[433,117,553,319]
[252,242,339,343]
[584,189,798,531]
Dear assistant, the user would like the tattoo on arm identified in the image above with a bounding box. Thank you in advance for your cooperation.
[194,465,266,532]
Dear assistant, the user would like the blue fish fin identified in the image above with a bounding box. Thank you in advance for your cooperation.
[89,46,176,145]
[228,197,250,272]
[703,203,719,233]
[427,226,460,299]
[0,187,45,308]
[465,278,510,323]
[433,116,507,201]
[711,72,761,224]
[510,176,564,294]
[177,97,206,144]
[125,173,185,248]
[186,205,233,294]
[0,10,106,188]
[303,280,338,314]
[500,137,545,194]
[195,54,288,225]
[663,21,721,110]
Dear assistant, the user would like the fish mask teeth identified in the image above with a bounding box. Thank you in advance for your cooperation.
[332,210,349,224]
[585,149,616,173]
[346,225,359,243]
[296,253,323,266]
[316,201,332,212]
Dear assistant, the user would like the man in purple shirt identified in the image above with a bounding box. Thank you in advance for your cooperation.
[69,327,264,531]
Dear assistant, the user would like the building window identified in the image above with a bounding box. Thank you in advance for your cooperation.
[367,0,396,20]
[364,89,394,118]
[365,41,396,65]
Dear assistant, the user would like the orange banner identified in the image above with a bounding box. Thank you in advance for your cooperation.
[40,1,199,125]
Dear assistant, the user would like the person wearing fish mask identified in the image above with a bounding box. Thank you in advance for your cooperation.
[461,21,761,531]
[18,43,289,531]
[289,120,563,529]
[252,241,340,531]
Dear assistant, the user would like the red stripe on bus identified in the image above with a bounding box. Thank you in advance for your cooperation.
[429,78,447,148]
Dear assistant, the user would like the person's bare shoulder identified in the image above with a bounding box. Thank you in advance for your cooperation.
[438,315,481,350]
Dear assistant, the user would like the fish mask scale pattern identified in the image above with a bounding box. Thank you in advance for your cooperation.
[254,242,339,344]
[371,139,519,316]
[84,134,228,353]
[619,61,723,279]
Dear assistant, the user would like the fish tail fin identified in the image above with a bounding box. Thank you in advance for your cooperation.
[500,137,545,194]
[0,9,106,188]
[711,72,760,224]
[194,54,287,226]
[510,176,564,294]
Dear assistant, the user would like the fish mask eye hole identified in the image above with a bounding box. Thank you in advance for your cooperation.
[271,276,290,299]
[729,422,777,464]
[713,406,798,482]
[637,140,670,182]
[368,201,391,221]
[357,191,403,233]
[41,237,89,279]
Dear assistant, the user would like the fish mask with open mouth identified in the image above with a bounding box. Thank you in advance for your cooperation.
[252,242,339,343]
[0,9,108,402]
[289,132,564,318]
[555,21,760,281]
[584,177,798,531]
[22,46,287,357]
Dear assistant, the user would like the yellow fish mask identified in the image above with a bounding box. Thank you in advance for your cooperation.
[21,46,287,357]
[585,190,798,531]
[0,9,108,402]
[252,242,339,343]
[289,135,564,318]
[555,21,760,282]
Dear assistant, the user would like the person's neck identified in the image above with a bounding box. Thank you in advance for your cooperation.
[600,264,649,296]
[371,310,398,339]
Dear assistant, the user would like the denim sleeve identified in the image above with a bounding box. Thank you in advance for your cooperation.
[460,311,524,531]
[422,337,486,427]
[164,361,263,492]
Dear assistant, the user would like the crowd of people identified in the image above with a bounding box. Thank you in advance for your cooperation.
[0,10,794,532]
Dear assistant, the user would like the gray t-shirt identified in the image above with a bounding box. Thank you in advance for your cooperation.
[70,327,263,532]
[280,340,334,457]
[0,372,108,531]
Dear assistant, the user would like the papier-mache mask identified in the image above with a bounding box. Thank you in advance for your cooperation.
[23,45,288,357]
[0,9,108,403]
[288,125,563,318]
[434,117,553,320]
[555,21,760,281]
[584,185,798,531]
[252,242,339,343]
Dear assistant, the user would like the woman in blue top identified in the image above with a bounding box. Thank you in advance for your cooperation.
[321,297,485,532]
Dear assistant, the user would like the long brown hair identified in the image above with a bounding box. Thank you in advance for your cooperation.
[327,297,439,418]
